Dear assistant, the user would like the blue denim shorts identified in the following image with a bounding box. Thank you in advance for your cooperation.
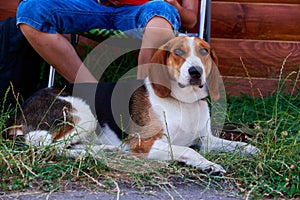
[16,0,180,38]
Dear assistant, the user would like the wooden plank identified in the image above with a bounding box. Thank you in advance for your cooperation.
[0,0,19,20]
[223,76,300,97]
[211,38,300,78]
[211,2,300,41]
[212,0,300,4]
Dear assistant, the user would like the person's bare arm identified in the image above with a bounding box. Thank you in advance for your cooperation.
[165,0,198,29]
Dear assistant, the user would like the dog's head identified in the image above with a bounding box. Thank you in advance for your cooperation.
[147,36,220,102]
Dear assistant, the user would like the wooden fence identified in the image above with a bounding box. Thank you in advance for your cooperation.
[211,0,300,96]
[1,0,299,96]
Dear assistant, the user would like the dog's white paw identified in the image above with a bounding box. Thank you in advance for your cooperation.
[240,144,260,155]
[196,162,226,176]
[175,147,226,176]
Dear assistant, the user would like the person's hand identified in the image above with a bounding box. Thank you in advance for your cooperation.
[164,0,180,9]
[165,0,198,29]
[164,0,176,6]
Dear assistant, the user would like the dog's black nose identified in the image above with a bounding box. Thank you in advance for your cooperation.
[188,66,203,79]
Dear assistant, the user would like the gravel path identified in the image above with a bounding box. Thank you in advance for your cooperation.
[1,183,244,200]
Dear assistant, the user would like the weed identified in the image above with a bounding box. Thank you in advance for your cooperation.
[219,59,300,199]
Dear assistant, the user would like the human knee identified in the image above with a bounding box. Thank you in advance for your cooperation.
[17,0,60,33]
[145,16,173,29]
[18,23,39,40]
[17,0,50,19]
[19,23,34,34]
[138,1,181,32]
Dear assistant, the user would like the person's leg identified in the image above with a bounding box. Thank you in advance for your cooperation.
[136,1,181,79]
[20,24,96,83]
[115,1,181,80]
[137,17,174,79]
[16,0,113,83]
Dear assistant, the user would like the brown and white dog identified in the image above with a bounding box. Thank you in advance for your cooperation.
[4,36,259,175]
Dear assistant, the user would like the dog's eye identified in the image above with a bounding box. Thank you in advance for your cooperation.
[174,48,185,56]
[199,48,208,56]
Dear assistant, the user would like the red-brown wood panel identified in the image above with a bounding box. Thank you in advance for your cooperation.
[211,38,300,78]
[223,76,300,97]
[211,2,300,41]
[0,0,19,20]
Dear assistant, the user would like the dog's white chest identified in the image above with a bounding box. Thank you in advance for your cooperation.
[149,93,210,146]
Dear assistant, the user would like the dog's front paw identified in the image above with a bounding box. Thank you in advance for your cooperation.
[197,162,226,176]
[177,147,227,176]
[240,144,260,155]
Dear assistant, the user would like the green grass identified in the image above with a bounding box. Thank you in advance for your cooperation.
[0,55,299,199]
[215,93,299,198]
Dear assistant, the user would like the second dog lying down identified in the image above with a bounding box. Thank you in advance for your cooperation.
[4,36,259,175]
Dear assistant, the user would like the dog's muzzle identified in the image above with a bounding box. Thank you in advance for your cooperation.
[188,66,203,87]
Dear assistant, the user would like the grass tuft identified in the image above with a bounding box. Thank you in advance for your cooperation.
[0,57,299,199]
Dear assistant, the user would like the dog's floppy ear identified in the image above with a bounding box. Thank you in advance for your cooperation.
[148,47,171,98]
[207,48,220,101]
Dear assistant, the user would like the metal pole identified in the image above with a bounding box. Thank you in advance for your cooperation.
[199,0,207,39]
[205,0,211,43]
[47,66,55,88]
